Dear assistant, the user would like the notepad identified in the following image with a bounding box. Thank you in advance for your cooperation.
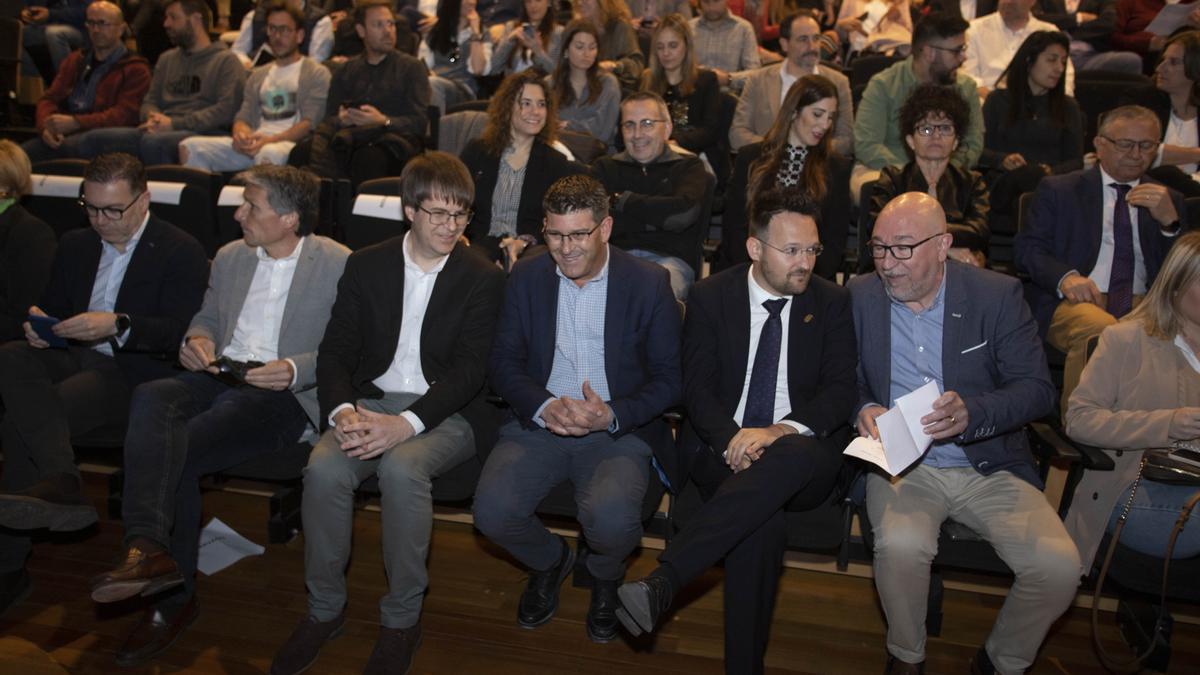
[843,381,940,476]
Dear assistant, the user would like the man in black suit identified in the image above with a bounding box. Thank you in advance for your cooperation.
[0,152,208,617]
[270,152,505,675]
[614,188,858,675]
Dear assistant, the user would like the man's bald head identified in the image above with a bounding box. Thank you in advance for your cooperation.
[876,192,949,239]
[90,1,124,21]
[86,1,127,55]
[870,192,952,308]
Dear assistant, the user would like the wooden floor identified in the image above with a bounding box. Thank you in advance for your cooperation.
[2,473,1198,674]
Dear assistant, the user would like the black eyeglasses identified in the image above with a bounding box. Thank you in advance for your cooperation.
[1097,135,1159,154]
[543,223,601,244]
[914,123,955,138]
[416,204,473,226]
[78,192,143,220]
[868,233,943,260]
[926,43,968,56]
[755,237,823,258]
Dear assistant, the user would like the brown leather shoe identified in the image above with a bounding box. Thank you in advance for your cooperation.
[270,613,345,675]
[363,623,422,675]
[115,595,199,667]
[90,543,183,603]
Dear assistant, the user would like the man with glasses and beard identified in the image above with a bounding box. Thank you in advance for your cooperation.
[853,192,1078,675]
[852,12,983,204]
[75,0,246,165]
[0,152,207,619]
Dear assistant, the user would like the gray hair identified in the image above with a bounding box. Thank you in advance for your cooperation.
[235,164,320,235]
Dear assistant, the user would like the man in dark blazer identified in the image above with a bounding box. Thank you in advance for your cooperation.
[614,188,857,675]
[0,152,207,617]
[1015,104,1186,413]
[472,174,682,644]
[856,193,1079,675]
[270,152,504,675]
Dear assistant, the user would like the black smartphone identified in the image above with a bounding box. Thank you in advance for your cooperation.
[523,23,534,38]
[28,314,67,348]
[209,356,265,387]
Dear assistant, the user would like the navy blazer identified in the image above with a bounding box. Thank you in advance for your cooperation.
[39,214,208,385]
[678,264,858,486]
[1014,166,1185,337]
[488,246,683,481]
[848,261,1056,486]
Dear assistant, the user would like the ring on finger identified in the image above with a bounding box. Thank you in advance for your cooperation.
[948,415,956,424]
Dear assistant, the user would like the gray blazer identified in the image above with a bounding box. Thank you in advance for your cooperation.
[236,56,331,130]
[729,62,854,156]
[848,261,1056,486]
[186,235,350,426]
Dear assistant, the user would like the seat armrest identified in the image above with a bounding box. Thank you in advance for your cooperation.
[1028,421,1115,471]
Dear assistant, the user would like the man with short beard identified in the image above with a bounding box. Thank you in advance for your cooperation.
[76,0,247,165]
[851,12,983,204]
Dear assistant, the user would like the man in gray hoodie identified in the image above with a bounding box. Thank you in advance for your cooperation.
[78,0,246,165]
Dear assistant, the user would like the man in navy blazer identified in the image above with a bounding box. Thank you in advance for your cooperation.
[473,174,682,644]
[614,188,858,675]
[0,152,207,617]
[853,193,1079,675]
[1016,104,1186,413]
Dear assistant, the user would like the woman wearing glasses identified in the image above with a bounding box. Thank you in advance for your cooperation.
[720,74,850,281]
[420,0,492,109]
[487,0,563,77]
[550,19,622,146]
[462,70,584,267]
[866,84,989,269]
[0,140,56,342]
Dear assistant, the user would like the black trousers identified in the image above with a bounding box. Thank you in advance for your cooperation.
[659,434,842,675]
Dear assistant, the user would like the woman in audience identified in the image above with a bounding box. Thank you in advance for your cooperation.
[551,19,622,146]
[1064,230,1200,572]
[721,74,851,281]
[0,140,56,342]
[421,0,492,108]
[981,31,1083,233]
[573,0,644,92]
[488,0,563,76]
[639,15,722,173]
[868,84,989,268]
[462,70,584,267]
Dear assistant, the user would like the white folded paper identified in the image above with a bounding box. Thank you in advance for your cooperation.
[352,194,404,221]
[196,517,265,576]
[844,380,940,476]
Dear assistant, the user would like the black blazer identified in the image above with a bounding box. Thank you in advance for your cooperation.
[461,138,585,262]
[869,162,991,253]
[677,264,858,487]
[0,204,57,341]
[316,236,507,457]
[39,214,208,384]
[721,144,852,280]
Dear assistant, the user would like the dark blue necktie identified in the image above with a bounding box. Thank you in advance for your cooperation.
[1107,183,1134,319]
[743,299,787,428]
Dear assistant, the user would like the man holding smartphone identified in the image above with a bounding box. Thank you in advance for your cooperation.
[0,152,208,618]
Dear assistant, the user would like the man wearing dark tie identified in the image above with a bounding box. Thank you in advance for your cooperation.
[614,188,857,675]
[1016,104,1187,413]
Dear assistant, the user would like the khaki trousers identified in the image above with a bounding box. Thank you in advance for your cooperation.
[1046,295,1142,418]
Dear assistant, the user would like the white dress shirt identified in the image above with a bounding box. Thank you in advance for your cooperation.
[1165,110,1199,174]
[87,213,149,356]
[778,61,820,106]
[963,13,1075,95]
[960,0,978,20]
[222,236,304,383]
[732,267,813,436]
[1087,167,1148,295]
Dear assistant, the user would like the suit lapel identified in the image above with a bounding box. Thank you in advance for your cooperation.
[386,240,408,357]
[603,248,626,383]
[74,234,103,311]
[113,217,159,311]
[727,269,752,400]
[1083,168,1104,269]
[786,285,816,410]
[767,65,782,126]
[277,238,314,343]
[940,264,965,394]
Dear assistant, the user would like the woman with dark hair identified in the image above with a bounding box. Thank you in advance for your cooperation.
[550,19,621,145]
[573,0,644,92]
[420,0,492,106]
[868,84,989,268]
[462,70,584,266]
[721,74,851,280]
[981,31,1083,231]
[639,14,721,171]
[487,0,563,76]
[1120,31,1200,196]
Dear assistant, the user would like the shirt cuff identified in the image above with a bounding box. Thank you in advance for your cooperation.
[607,405,619,434]
[284,357,298,389]
[532,397,553,428]
[328,402,355,428]
[778,419,813,436]
[400,410,425,435]
[1056,270,1079,299]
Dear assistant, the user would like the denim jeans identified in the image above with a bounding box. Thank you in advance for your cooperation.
[1106,478,1200,559]
[626,249,695,303]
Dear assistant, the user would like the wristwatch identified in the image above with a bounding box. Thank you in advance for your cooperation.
[114,313,131,337]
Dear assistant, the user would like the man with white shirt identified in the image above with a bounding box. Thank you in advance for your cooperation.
[230,0,334,67]
[613,187,857,675]
[1016,105,1187,414]
[85,164,349,666]
[180,2,330,171]
[729,11,854,153]
[962,0,1075,96]
[270,152,504,675]
[0,153,207,618]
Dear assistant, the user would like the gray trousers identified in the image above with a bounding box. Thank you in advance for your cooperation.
[867,465,1082,675]
[302,393,474,629]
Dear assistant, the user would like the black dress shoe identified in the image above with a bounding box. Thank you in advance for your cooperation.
[0,474,97,532]
[969,646,997,675]
[270,613,345,675]
[614,573,675,637]
[363,623,422,675]
[586,577,621,643]
[115,595,199,667]
[884,655,925,674]
[0,568,32,619]
[517,536,576,628]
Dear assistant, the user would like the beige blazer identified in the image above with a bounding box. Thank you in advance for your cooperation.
[728,62,854,156]
[1063,319,1200,569]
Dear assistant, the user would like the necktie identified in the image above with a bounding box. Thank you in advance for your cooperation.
[1107,183,1134,318]
[743,299,787,428]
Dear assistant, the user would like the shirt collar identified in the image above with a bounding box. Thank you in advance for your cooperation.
[555,244,611,286]
[256,235,306,262]
[402,231,451,275]
[747,266,789,303]
[1098,165,1141,189]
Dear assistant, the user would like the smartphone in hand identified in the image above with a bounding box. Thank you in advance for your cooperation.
[28,314,67,348]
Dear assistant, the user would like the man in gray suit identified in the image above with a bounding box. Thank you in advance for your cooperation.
[88,165,350,667]
[850,192,1080,675]
[728,11,853,154]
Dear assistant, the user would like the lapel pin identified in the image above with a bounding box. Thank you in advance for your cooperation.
[804,313,814,323]
[951,312,963,319]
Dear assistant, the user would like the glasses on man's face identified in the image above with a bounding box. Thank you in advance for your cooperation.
[926,43,967,56]
[755,237,823,259]
[868,233,942,260]
[1098,135,1159,154]
[78,193,143,220]
[543,223,600,245]
[620,118,666,133]
[417,204,472,226]
[914,123,955,138]
[266,24,296,35]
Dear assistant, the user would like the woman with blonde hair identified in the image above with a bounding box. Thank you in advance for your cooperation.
[550,19,622,145]
[639,14,721,167]
[1064,230,1200,571]
[0,139,57,341]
